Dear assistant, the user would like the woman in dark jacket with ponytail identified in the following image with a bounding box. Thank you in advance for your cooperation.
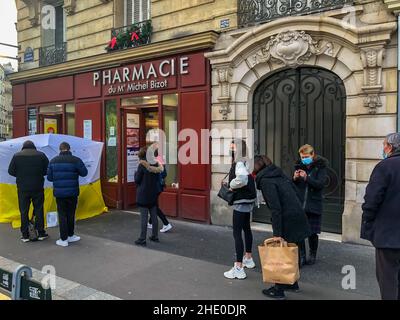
[254,155,311,300]
[134,146,164,246]
[293,145,328,265]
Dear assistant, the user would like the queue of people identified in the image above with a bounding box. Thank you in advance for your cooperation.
[7,141,173,248]
[222,139,326,300]
[6,132,400,300]
[8,141,88,247]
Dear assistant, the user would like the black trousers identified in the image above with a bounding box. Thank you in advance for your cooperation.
[148,207,169,226]
[139,206,158,240]
[275,240,304,291]
[376,248,400,300]
[233,210,253,263]
[17,190,45,237]
[56,197,78,241]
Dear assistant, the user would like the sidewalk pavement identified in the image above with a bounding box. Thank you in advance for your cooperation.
[0,256,120,300]
[0,210,380,300]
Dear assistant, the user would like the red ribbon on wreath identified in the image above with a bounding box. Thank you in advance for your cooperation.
[109,36,117,49]
[131,31,140,42]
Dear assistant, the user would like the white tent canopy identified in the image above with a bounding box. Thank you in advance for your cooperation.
[0,134,103,186]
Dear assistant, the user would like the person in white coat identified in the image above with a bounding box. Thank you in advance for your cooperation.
[224,140,257,280]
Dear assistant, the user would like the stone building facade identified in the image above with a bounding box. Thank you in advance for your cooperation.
[0,65,13,141]
[207,0,400,244]
[16,0,237,70]
[10,0,400,243]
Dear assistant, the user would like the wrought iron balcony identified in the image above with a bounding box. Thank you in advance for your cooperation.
[238,0,353,27]
[39,43,67,67]
[106,20,152,52]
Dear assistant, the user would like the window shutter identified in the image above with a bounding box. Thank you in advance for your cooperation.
[133,0,141,24]
[126,0,150,25]
[126,0,133,25]
[142,0,149,21]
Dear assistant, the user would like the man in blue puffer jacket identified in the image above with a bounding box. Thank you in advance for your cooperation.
[47,142,88,247]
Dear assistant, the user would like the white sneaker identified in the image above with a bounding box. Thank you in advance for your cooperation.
[242,257,256,269]
[147,223,152,229]
[223,265,247,280]
[67,235,81,243]
[56,239,68,247]
[160,224,173,233]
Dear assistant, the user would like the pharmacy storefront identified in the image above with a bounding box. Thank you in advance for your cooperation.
[11,50,212,222]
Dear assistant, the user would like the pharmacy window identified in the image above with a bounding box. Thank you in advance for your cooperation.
[125,0,151,25]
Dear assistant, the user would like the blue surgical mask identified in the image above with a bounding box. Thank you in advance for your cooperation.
[382,150,388,160]
[301,157,313,166]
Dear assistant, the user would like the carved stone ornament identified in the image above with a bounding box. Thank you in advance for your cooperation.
[63,0,76,15]
[363,94,382,115]
[216,67,234,120]
[21,0,39,27]
[253,31,334,68]
[360,47,385,114]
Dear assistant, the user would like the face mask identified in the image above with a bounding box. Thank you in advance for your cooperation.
[301,157,313,166]
[382,150,388,160]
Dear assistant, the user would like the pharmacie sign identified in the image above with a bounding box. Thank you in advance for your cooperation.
[93,57,190,96]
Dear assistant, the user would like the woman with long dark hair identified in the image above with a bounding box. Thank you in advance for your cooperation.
[254,155,311,300]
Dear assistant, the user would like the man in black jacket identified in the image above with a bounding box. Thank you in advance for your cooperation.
[8,140,49,242]
[361,133,400,300]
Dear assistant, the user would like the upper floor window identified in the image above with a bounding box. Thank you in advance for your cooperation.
[41,0,66,47]
[125,0,151,25]
[40,1,67,66]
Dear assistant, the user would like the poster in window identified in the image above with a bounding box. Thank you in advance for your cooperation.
[126,128,140,148]
[127,113,140,129]
[127,147,140,183]
[28,109,37,135]
[83,120,93,140]
[44,118,57,134]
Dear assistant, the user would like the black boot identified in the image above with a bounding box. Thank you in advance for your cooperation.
[298,240,307,268]
[306,234,319,265]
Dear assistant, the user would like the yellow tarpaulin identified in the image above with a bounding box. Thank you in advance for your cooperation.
[0,180,107,229]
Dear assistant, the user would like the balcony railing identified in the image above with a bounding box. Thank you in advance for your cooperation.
[106,20,152,52]
[238,0,353,27]
[39,43,67,67]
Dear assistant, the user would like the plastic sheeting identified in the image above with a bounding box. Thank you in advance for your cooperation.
[0,134,107,228]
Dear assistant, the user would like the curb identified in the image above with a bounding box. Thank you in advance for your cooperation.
[0,256,121,300]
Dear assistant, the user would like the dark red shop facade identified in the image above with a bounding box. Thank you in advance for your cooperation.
[11,50,212,223]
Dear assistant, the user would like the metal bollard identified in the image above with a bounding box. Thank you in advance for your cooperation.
[11,265,32,300]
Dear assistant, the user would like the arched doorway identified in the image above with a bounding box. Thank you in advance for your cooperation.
[252,67,346,233]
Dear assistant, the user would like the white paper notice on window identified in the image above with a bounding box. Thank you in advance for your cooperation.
[84,120,93,140]
[127,148,139,183]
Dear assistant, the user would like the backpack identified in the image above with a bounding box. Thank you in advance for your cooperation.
[28,216,38,242]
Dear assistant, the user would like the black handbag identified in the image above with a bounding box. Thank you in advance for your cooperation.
[217,173,235,205]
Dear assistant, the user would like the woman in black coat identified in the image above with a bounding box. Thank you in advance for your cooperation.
[134,146,164,246]
[254,155,311,300]
[293,144,328,265]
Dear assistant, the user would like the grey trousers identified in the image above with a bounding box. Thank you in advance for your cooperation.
[139,206,158,240]
[376,248,400,300]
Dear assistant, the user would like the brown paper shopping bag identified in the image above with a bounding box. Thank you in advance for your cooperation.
[258,238,300,285]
